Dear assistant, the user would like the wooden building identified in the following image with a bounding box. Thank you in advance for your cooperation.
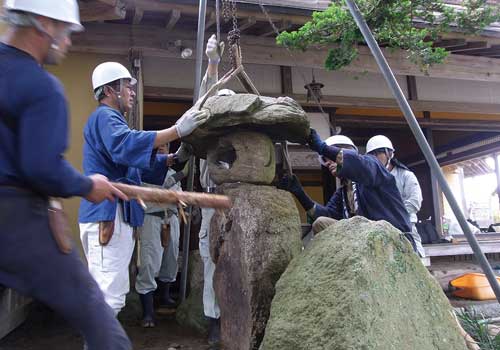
[1,0,500,337]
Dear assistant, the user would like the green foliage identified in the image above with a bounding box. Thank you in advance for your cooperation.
[276,0,500,72]
[457,309,500,350]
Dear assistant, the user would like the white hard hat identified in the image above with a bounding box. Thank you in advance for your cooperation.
[218,89,236,96]
[366,135,394,154]
[4,0,83,32]
[319,135,357,166]
[92,62,137,90]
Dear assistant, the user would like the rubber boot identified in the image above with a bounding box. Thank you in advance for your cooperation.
[207,317,221,348]
[139,292,155,328]
[159,281,176,307]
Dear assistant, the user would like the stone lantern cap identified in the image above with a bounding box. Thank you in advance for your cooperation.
[182,94,310,158]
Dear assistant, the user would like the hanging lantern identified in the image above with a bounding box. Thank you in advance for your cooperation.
[304,69,324,103]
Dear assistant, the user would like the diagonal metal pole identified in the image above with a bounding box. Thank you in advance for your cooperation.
[344,0,500,302]
[180,0,207,302]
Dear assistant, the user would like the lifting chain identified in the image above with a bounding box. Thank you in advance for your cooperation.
[221,0,240,69]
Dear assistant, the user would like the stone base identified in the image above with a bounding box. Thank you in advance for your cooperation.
[210,183,302,350]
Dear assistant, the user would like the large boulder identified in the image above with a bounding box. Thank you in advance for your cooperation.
[183,94,310,158]
[207,132,275,185]
[260,216,469,350]
[210,183,303,350]
[176,250,209,334]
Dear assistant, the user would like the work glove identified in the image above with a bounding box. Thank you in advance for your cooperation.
[206,34,224,63]
[164,176,177,189]
[278,174,315,211]
[308,128,341,162]
[174,143,194,163]
[175,108,210,138]
[164,167,188,189]
[308,128,326,154]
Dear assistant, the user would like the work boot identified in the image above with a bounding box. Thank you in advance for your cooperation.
[139,292,155,328]
[158,281,176,307]
[207,317,221,348]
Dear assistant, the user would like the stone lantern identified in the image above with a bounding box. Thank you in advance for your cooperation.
[182,93,310,350]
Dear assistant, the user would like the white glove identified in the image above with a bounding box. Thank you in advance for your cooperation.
[205,34,224,63]
[175,109,209,138]
[175,143,193,163]
[164,176,177,189]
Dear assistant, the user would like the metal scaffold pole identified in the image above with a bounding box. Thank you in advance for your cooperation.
[344,0,500,303]
[180,0,207,302]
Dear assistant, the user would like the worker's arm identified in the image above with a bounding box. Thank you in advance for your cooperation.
[164,162,190,189]
[308,129,391,187]
[200,34,221,97]
[155,108,209,147]
[313,188,344,220]
[96,109,158,170]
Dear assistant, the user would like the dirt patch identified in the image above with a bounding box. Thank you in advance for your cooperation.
[0,301,208,350]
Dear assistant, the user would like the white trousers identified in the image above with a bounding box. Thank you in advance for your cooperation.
[135,212,180,295]
[199,208,220,319]
[79,207,135,314]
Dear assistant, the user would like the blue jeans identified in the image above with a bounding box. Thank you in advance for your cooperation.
[0,188,131,350]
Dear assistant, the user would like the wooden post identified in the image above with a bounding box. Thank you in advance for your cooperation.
[494,154,500,208]
[425,127,443,236]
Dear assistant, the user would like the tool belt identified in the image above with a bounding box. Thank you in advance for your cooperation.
[0,185,73,254]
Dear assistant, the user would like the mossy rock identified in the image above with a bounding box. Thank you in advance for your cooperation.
[260,216,468,350]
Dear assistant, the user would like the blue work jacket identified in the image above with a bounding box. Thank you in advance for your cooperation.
[0,43,92,197]
[315,147,411,233]
[78,105,167,226]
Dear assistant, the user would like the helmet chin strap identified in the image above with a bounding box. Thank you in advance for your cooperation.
[107,80,126,115]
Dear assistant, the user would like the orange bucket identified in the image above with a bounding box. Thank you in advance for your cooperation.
[450,273,500,300]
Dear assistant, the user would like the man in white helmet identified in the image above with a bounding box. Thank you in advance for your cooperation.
[134,142,188,328]
[366,135,425,257]
[0,1,131,349]
[172,34,231,348]
[279,135,359,234]
[308,129,417,252]
[78,61,209,316]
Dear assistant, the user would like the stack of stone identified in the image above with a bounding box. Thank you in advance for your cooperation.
[183,94,310,350]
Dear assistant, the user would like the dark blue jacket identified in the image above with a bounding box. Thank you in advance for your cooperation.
[78,105,167,226]
[316,147,411,233]
[314,186,353,220]
[0,43,92,197]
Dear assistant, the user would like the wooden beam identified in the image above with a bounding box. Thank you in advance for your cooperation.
[459,44,500,56]
[425,241,500,257]
[434,39,466,49]
[239,17,257,32]
[72,24,500,82]
[132,0,311,26]
[333,115,500,132]
[449,41,488,53]
[280,66,293,95]
[406,76,418,101]
[143,86,500,116]
[79,0,126,22]
[133,7,144,25]
[165,9,181,32]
